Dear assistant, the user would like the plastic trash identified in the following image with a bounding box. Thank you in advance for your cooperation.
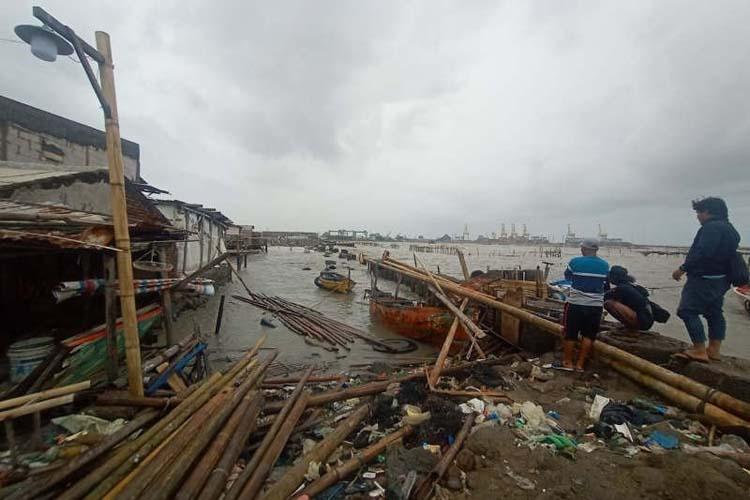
[505,467,535,490]
[646,431,680,449]
[520,401,547,432]
[537,433,577,450]
[458,398,485,414]
[614,423,634,442]
[589,395,611,420]
[52,415,125,435]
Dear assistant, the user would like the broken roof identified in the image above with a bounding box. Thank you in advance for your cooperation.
[0,200,116,251]
[153,199,234,227]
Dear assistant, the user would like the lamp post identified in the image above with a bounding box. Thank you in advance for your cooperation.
[15,7,144,396]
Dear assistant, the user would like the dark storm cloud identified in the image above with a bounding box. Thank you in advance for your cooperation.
[1,1,748,244]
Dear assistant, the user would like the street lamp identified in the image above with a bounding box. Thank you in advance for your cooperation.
[15,6,144,396]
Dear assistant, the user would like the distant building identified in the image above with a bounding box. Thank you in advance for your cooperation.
[0,95,140,180]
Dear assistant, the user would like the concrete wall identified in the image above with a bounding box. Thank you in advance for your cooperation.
[2,124,138,179]
[155,203,228,275]
[9,178,111,214]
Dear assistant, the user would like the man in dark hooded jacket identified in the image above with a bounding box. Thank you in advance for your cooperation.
[673,197,740,362]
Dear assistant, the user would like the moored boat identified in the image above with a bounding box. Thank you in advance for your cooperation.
[369,296,471,349]
[733,285,750,314]
[314,271,356,293]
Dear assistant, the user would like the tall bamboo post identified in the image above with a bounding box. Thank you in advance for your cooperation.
[95,32,143,396]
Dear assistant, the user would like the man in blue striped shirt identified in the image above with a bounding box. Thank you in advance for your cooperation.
[562,238,610,370]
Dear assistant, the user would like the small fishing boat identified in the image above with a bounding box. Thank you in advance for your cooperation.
[369,296,470,349]
[732,285,750,314]
[314,271,356,293]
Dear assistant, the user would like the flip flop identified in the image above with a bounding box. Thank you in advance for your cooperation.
[672,351,709,363]
[551,361,574,372]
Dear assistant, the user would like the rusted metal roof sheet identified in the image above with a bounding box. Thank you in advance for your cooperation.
[0,227,115,251]
[0,200,116,250]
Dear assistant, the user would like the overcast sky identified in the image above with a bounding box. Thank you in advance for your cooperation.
[2,1,749,244]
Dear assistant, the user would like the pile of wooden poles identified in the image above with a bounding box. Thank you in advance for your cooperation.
[233,291,400,353]
[366,254,750,429]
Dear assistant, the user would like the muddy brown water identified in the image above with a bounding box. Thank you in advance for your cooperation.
[175,244,750,370]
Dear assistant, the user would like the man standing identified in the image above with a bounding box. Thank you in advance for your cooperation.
[673,197,740,362]
[561,238,610,370]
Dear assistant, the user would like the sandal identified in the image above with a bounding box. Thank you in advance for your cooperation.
[672,351,709,363]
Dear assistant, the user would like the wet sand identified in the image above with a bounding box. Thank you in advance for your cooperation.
[176,244,750,369]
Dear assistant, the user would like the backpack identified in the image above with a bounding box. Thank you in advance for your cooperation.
[729,252,749,286]
[649,301,671,324]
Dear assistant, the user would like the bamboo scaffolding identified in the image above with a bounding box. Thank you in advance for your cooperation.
[298,425,415,498]
[260,402,372,500]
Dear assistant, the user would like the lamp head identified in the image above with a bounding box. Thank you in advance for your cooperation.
[14,24,73,62]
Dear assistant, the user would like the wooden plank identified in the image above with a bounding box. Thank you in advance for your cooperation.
[156,362,188,393]
[500,287,523,345]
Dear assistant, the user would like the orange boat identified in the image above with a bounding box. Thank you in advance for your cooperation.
[369,296,471,349]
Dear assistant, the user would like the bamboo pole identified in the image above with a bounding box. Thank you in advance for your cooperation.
[8,409,160,500]
[411,415,473,499]
[64,374,221,500]
[595,341,750,421]
[115,354,267,500]
[165,354,276,499]
[0,394,74,422]
[603,358,749,428]
[429,298,468,387]
[104,418,191,499]
[224,368,313,500]
[298,425,415,498]
[373,257,750,422]
[0,381,90,412]
[67,337,264,500]
[260,402,372,500]
[96,394,181,408]
[95,31,143,397]
[152,381,262,499]
[238,392,310,498]
[195,393,264,500]
[178,391,262,500]
[427,285,487,359]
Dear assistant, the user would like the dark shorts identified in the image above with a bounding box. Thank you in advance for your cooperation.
[563,303,603,340]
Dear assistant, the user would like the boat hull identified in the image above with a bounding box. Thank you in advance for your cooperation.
[369,298,470,349]
[315,276,355,293]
